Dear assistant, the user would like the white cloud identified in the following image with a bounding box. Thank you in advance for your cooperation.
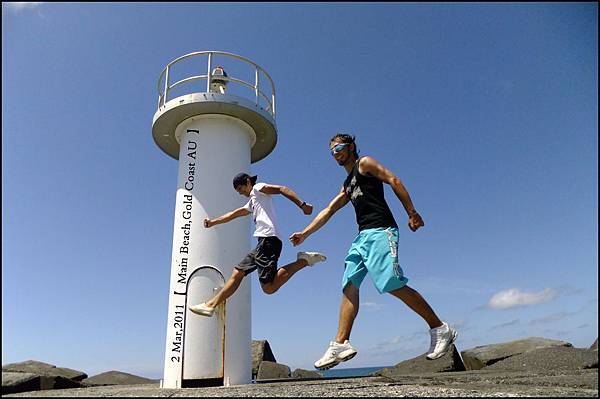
[5,2,44,12]
[487,288,558,310]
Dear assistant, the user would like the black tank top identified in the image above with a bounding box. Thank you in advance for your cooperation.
[343,157,398,231]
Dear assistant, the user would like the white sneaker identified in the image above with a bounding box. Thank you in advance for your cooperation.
[426,321,458,360]
[314,340,357,370]
[189,302,215,317]
[297,251,327,266]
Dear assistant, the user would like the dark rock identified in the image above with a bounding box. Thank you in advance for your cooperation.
[372,344,465,378]
[256,361,290,380]
[2,371,81,395]
[2,372,40,395]
[2,360,87,381]
[591,338,598,350]
[485,346,598,372]
[460,337,572,370]
[40,375,82,390]
[82,371,156,386]
[252,340,277,378]
[291,369,323,379]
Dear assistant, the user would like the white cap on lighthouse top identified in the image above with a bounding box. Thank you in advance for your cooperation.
[152,51,277,163]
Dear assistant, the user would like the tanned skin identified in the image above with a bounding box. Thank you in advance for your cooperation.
[289,139,442,344]
[202,179,314,308]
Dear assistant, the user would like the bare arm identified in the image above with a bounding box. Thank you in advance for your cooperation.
[204,206,251,228]
[359,156,425,232]
[289,187,350,246]
[259,184,313,215]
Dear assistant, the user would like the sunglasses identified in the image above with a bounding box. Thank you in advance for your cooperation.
[330,142,350,155]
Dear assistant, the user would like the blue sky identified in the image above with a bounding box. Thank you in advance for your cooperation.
[2,2,597,379]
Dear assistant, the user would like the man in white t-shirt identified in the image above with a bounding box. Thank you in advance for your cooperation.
[189,173,327,317]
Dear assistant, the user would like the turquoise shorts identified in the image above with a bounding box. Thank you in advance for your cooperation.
[342,227,409,294]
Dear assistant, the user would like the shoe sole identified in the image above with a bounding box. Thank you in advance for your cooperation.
[299,253,327,266]
[189,307,214,317]
[314,350,357,370]
[426,330,458,360]
[310,256,327,266]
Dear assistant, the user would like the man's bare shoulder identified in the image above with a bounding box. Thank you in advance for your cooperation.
[359,155,378,165]
[358,155,383,174]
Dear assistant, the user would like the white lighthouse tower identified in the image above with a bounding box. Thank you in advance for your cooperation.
[152,51,277,388]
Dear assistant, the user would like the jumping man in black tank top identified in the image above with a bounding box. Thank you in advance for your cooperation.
[290,133,458,370]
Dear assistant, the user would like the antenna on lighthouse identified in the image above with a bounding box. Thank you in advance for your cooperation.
[152,51,277,388]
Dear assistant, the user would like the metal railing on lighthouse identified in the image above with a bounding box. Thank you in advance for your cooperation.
[156,51,276,117]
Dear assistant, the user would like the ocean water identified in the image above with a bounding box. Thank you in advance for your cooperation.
[319,366,390,378]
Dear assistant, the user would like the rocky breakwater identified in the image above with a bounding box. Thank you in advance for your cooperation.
[371,336,598,397]
[2,360,87,395]
[3,336,597,396]
[2,361,156,395]
[252,339,323,381]
[2,339,318,395]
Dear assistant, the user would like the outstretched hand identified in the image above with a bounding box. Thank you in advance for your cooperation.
[289,232,306,246]
[301,203,314,215]
[408,212,424,232]
[204,218,214,228]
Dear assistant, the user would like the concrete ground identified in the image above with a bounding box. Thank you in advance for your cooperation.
[3,369,598,397]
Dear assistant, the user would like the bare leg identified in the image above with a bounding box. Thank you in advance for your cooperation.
[335,283,360,343]
[261,259,309,294]
[205,268,246,308]
[389,285,442,329]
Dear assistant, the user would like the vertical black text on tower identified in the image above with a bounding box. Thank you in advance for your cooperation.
[170,130,199,363]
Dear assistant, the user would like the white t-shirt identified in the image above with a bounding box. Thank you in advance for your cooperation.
[242,182,280,238]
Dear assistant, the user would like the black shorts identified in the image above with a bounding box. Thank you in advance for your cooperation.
[235,236,282,285]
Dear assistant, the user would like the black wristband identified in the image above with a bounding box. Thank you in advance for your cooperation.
[300,201,306,208]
